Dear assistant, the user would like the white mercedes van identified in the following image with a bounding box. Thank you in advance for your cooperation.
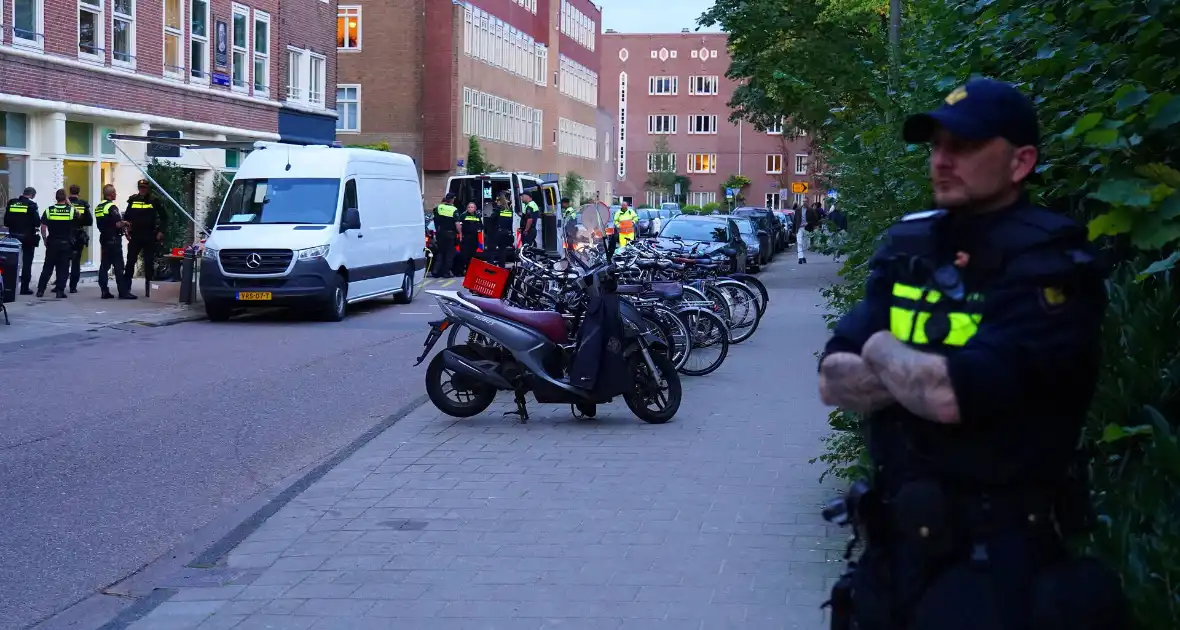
[199,145,426,322]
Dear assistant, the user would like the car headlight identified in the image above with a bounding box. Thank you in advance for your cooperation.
[202,246,218,260]
[295,245,330,260]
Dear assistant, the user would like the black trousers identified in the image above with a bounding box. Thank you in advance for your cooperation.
[491,231,514,267]
[36,239,71,294]
[19,241,35,289]
[98,240,128,295]
[434,232,456,277]
[124,238,156,291]
[458,228,481,274]
[69,240,86,291]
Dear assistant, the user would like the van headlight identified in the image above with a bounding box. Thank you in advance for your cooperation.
[295,245,330,261]
[202,246,218,260]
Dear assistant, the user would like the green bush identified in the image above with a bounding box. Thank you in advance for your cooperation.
[702,202,722,214]
[682,204,704,215]
[703,1,1180,626]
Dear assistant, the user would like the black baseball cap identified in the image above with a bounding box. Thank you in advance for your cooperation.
[137,179,150,187]
[903,78,1040,148]
[443,192,456,201]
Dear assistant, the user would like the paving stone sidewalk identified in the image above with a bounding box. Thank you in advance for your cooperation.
[130,257,848,630]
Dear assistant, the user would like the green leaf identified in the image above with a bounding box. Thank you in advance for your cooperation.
[1035,46,1056,59]
[1087,208,1135,239]
[1115,87,1150,113]
[1148,95,1180,130]
[1136,251,1180,280]
[1130,212,1180,250]
[1083,128,1120,148]
[1159,193,1180,220]
[1100,423,1154,443]
[1089,179,1153,207]
[1070,112,1104,136]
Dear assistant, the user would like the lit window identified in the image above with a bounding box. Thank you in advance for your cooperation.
[78,0,103,59]
[687,154,717,174]
[766,154,782,174]
[163,0,184,77]
[190,0,209,80]
[231,5,249,89]
[337,6,360,50]
[336,85,360,132]
[112,0,135,65]
[252,10,271,94]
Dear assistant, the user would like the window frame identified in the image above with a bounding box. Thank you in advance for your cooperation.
[251,9,271,96]
[162,0,185,79]
[647,114,676,135]
[77,0,104,62]
[688,75,719,96]
[687,114,717,135]
[336,84,360,133]
[337,5,361,51]
[646,152,675,173]
[13,0,45,50]
[648,75,677,96]
[189,0,210,83]
[766,119,784,134]
[795,153,809,175]
[765,192,781,209]
[687,153,717,174]
[286,46,304,100]
[308,52,326,105]
[111,0,135,68]
[765,154,782,174]
[230,3,250,92]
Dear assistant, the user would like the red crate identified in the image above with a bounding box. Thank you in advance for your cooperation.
[463,258,510,298]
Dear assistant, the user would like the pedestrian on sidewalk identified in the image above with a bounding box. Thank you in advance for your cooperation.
[122,180,167,297]
[93,184,135,299]
[817,78,1127,629]
[65,184,92,294]
[796,202,812,264]
[35,189,74,299]
[3,186,38,295]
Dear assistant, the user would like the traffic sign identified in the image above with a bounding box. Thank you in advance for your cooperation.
[790,182,809,194]
[674,182,681,195]
[725,187,735,198]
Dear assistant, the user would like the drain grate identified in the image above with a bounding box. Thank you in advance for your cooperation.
[377,519,429,530]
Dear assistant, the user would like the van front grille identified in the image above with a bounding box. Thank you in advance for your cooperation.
[219,249,293,274]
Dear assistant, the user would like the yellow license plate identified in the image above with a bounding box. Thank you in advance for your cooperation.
[236,291,272,301]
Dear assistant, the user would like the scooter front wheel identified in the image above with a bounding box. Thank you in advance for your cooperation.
[623,351,681,424]
[425,346,497,418]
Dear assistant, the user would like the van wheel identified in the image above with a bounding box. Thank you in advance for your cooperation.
[205,301,233,322]
[394,268,415,305]
[323,274,347,322]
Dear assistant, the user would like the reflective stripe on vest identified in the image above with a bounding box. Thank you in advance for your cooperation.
[524,201,538,214]
[437,204,457,218]
[46,204,74,221]
[463,214,481,221]
[94,201,114,218]
[7,202,29,213]
[499,208,513,218]
[130,201,153,210]
[888,282,983,347]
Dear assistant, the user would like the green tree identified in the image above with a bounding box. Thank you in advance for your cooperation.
[464,136,502,174]
[704,1,1180,626]
[346,142,391,152]
[561,171,585,204]
[644,136,677,200]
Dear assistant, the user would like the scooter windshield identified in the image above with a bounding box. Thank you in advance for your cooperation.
[564,201,612,270]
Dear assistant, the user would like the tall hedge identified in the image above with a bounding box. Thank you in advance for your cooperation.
[702,1,1180,627]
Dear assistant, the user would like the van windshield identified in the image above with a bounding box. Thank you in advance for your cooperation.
[217,178,340,225]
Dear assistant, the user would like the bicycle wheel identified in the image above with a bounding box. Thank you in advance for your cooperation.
[730,273,768,317]
[702,284,736,333]
[675,307,729,377]
[643,309,691,370]
[716,280,762,344]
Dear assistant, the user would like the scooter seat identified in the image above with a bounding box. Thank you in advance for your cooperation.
[462,294,568,343]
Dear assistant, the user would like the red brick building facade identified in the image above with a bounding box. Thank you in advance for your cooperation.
[335,0,616,204]
[0,0,337,270]
[601,31,819,209]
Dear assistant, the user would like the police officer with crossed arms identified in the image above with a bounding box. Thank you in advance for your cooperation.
[818,79,1128,630]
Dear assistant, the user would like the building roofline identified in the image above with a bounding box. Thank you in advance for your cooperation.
[603,31,726,36]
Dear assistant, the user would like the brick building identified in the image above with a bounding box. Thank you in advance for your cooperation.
[334,0,615,204]
[601,31,820,209]
[0,0,336,272]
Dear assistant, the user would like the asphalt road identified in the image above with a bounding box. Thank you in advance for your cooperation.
[0,291,449,629]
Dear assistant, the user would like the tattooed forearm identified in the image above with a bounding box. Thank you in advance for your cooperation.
[861,331,961,424]
[819,352,897,413]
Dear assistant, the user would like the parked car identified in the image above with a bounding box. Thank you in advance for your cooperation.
[772,210,793,247]
[636,208,659,237]
[725,215,763,272]
[660,202,682,217]
[656,215,748,273]
[734,207,786,256]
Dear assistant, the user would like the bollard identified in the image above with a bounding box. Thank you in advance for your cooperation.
[179,245,196,304]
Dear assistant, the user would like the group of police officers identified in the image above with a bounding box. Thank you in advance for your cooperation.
[3,179,167,300]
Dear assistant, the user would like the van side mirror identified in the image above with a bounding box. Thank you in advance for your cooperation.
[341,207,361,232]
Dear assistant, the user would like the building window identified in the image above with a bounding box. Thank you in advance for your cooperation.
[794,127,807,137]
[336,85,360,132]
[78,0,103,59]
[766,119,783,134]
[646,153,675,173]
[687,153,716,174]
[163,0,184,77]
[795,153,809,175]
[286,48,303,99]
[688,75,718,95]
[337,6,360,50]
[559,55,598,108]
[687,115,717,135]
[65,121,94,156]
[765,192,781,209]
[13,0,44,48]
[647,114,675,134]
[112,0,134,65]
[252,11,270,94]
[231,5,248,89]
[560,0,595,52]
[688,191,716,206]
[559,118,597,160]
[765,154,782,174]
[309,54,325,105]
[462,6,545,86]
[648,76,677,95]
[511,0,536,14]
[190,0,209,80]
[462,87,542,150]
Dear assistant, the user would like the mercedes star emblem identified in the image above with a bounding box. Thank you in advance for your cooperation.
[246,253,262,268]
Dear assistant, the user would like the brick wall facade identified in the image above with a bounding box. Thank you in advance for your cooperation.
[422,1,458,172]
[280,0,339,112]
